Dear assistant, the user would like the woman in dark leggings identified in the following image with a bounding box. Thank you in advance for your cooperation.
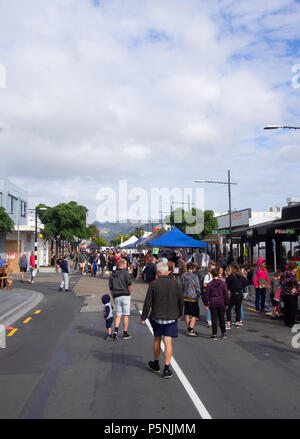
[226,263,248,329]
[280,262,300,327]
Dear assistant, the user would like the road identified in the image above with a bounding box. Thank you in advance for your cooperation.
[1,272,300,419]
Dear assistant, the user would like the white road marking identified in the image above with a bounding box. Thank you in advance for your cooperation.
[138,310,212,419]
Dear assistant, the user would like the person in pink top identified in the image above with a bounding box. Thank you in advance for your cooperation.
[29,252,36,284]
[254,258,270,313]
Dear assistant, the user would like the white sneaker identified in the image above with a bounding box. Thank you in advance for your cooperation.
[206,321,212,327]
[225,324,231,330]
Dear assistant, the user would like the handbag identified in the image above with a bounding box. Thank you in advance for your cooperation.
[274,286,281,302]
[258,278,268,288]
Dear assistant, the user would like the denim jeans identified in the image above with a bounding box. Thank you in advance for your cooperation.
[60,272,69,290]
[205,308,211,322]
[255,288,266,311]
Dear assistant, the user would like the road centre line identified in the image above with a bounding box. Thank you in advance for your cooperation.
[23,317,32,323]
[137,309,212,420]
[7,328,18,337]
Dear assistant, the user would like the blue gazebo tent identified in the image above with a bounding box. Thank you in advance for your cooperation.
[123,236,146,249]
[136,228,168,249]
[146,227,207,248]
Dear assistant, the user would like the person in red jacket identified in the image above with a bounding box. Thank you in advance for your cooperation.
[28,252,36,284]
[254,258,270,313]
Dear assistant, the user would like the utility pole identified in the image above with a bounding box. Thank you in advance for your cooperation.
[195,170,237,255]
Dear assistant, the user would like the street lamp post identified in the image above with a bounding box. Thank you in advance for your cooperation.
[264,125,300,130]
[28,207,47,270]
[195,170,238,254]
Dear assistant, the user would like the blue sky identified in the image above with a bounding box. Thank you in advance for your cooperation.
[0,0,300,222]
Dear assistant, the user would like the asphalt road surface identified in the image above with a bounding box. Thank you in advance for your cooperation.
[1,273,300,419]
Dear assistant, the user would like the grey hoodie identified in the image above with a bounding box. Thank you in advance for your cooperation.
[19,256,28,269]
[109,268,132,298]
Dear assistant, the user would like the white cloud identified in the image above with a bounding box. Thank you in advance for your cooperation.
[0,0,299,221]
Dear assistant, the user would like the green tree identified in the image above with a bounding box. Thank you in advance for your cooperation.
[201,210,218,239]
[88,224,107,247]
[94,236,107,247]
[0,207,15,234]
[110,234,130,247]
[165,208,217,240]
[37,202,91,254]
[134,226,144,238]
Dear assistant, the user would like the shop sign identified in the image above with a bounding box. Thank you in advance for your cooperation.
[220,229,230,235]
[152,248,159,255]
[274,229,295,235]
[7,253,16,259]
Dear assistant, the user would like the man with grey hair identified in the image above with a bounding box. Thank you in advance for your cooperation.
[141,262,184,379]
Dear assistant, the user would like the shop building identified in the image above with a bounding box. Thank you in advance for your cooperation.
[0,178,48,272]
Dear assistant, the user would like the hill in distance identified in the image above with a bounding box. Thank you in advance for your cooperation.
[92,220,160,244]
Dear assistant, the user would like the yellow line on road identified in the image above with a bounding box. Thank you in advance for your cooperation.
[23,317,32,323]
[7,328,18,336]
[247,307,256,312]
[34,310,42,314]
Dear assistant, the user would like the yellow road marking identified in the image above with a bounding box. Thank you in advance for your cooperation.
[34,310,42,314]
[23,317,32,323]
[7,328,18,336]
[247,307,256,312]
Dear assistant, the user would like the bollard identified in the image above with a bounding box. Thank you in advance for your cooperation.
[0,325,6,348]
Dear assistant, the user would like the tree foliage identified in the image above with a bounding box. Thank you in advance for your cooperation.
[110,234,130,247]
[88,224,107,246]
[37,201,91,243]
[134,226,144,238]
[93,236,107,247]
[0,207,15,235]
[165,208,218,240]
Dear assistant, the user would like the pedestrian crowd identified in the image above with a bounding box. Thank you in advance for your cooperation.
[101,249,300,379]
[14,246,300,380]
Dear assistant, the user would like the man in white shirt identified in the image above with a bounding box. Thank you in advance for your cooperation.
[201,252,210,268]
[202,263,216,327]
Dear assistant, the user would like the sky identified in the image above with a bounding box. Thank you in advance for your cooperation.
[0,0,300,223]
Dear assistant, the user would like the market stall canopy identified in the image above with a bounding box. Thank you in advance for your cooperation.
[119,235,138,249]
[123,236,147,249]
[88,243,101,250]
[146,227,207,248]
[136,229,168,249]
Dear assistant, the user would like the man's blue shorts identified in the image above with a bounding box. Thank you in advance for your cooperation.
[150,319,178,338]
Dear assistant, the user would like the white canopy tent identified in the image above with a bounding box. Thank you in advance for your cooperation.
[118,235,138,249]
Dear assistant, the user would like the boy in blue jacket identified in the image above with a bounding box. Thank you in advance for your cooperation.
[101,294,114,340]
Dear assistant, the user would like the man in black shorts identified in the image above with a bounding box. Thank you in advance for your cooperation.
[140,262,183,379]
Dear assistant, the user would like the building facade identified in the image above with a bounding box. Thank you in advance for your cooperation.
[0,178,49,272]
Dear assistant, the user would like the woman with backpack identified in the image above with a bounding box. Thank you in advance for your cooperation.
[226,263,248,329]
[182,262,201,336]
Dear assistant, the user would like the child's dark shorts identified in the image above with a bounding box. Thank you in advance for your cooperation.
[270,293,278,307]
[106,317,114,329]
[184,300,200,318]
[150,319,178,338]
